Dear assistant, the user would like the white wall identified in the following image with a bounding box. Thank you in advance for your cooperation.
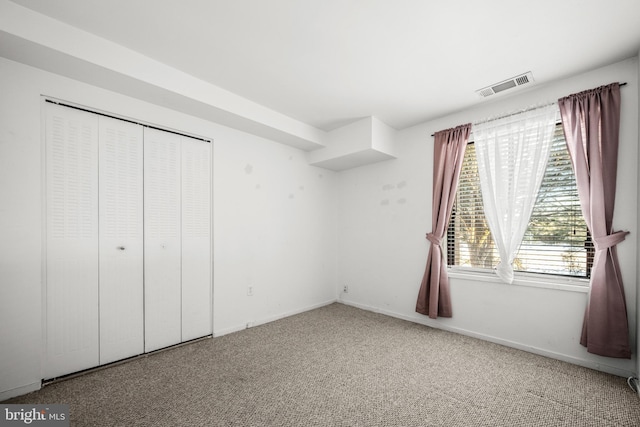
[637,50,640,385]
[212,129,337,335]
[337,57,639,378]
[0,57,337,400]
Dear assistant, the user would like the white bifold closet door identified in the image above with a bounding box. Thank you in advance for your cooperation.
[143,128,183,352]
[98,116,144,365]
[181,137,212,341]
[144,128,212,351]
[46,103,212,378]
[45,103,100,379]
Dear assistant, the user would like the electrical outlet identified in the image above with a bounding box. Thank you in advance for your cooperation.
[343,285,348,293]
[247,285,254,296]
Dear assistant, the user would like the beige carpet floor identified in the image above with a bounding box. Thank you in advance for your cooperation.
[5,303,640,426]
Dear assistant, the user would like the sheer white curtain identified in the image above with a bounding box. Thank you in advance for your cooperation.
[474,104,559,283]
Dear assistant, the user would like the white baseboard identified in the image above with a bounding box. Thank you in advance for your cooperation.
[338,299,636,379]
[213,298,337,337]
[0,382,41,402]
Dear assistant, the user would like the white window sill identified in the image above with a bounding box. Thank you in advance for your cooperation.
[447,268,589,293]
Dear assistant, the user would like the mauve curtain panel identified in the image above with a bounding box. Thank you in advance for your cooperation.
[416,124,471,319]
[558,83,631,358]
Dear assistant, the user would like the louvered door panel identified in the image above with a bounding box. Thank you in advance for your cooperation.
[181,137,212,341]
[144,127,182,352]
[45,103,99,379]
[98,116,144,365]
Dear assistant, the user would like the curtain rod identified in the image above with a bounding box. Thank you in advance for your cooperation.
[471,101,557,127]
[430,82,627,137]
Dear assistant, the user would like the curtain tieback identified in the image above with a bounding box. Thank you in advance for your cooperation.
[593,230,630,251]
[426,233,442,246]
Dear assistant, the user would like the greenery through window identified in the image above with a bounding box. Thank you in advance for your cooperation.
[446,124,593,278]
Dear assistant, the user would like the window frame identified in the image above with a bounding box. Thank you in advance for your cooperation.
[445,123,591,291]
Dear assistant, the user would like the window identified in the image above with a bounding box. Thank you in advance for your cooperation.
[447,123,593,278]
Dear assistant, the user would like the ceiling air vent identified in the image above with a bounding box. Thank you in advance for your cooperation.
[476,72,534,98]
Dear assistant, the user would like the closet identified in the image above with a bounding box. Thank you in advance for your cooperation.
[44,102,212,379]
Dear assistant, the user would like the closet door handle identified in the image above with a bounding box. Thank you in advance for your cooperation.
[117,246,126,251]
